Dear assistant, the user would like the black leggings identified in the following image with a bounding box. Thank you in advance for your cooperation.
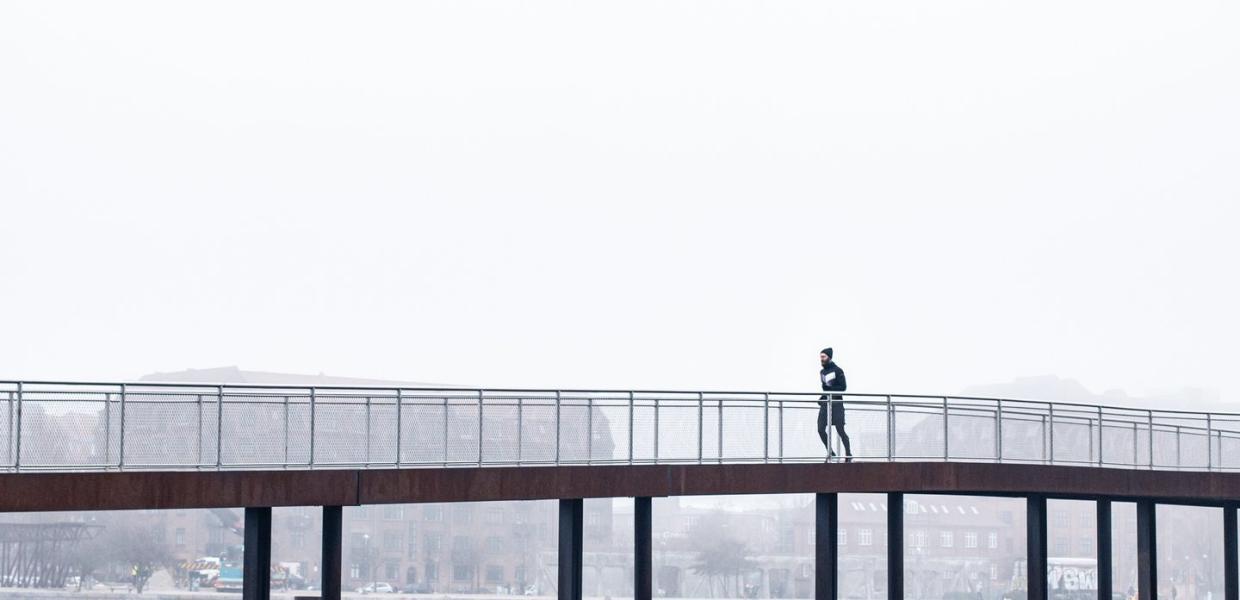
[817,404,852,457]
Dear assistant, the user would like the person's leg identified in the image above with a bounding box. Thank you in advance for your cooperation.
[817,405,834,457]
[834,424,852,460]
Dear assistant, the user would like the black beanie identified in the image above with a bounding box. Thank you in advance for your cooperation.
[821,347,833,359]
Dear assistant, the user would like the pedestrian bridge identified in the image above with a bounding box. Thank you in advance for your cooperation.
[3,380,1240,600]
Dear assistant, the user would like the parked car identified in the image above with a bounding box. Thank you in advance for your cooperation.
[356,582,396,594]
[402,583,434,593]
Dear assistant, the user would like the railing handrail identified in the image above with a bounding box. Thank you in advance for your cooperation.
[3,378,1236,474]
[0,379,1231,419]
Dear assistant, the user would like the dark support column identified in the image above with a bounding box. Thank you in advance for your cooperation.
[1225,504,1238,600]
[243,507,272,600]
[1137,500,1158,600]
[1097,500,1113,600]
[559,499,583,600]
[1027,495,1048,600]
[322,506,343,600]
[888,493,903,600]
[635,497,652,600]
[816,493,838,600]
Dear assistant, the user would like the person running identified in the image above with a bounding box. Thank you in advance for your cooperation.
[818,347,852,462]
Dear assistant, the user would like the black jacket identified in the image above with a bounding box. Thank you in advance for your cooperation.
[819,362,847,405]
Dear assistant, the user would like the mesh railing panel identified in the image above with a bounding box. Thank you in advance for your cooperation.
[6,382,1240,472]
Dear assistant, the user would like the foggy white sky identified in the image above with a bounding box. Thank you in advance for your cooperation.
[2,2,1238,404]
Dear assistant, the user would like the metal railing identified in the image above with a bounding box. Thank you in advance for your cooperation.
[2,380,1238,473]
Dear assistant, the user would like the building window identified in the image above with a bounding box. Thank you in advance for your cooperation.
[485,509,504,524]
[586,511,601,528]
[454,564,474,581]
[1080,512,1092,527]
[385,532,402,553]
[349,506,369,520]
[859,529,873,546]
[350,564,361,579]
[1082,537,1093,553]
[386,563,398,580]
[808,529,816,545]
[838,529,847,546]
[408,542,418,560]
[384,506,405,521]
[910,530,926,548]
[454,506,473,524]
[425,534,442,553]
[486,565,504,583]
[175,528,186,547]
[1053,511,1069,528]
[988,532,998,549]
[486,537,504,554]
[425,561,438,582]
[940,531,953,548]
[964,532,978,548]
[990,564,999,581]
[292,532,305,549]
[424,506,444,522]
[1054,538,1069,555]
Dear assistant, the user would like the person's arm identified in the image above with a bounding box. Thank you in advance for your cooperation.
[826,367,847,392]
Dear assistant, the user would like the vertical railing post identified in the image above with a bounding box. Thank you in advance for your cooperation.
[196,394,203,468]
[13,382,22,472]
[1132,421,1139,467]
[118,383,127,471]
[395,388,403,467]
[1041,415,1048,463]
[365,395,373,466]
[307,387,315,468]
[777,397,784,462]
[716,396,723,464]
[588,394,595,464]
[826,394,834,461]
[816,493,838,600]
[654,395,660,463]
[1148,411,1155,469]
[697,392,704,464]
[996,399,1004,463]
[283,395,290,468]
[517,394,524,465]
[1208,414,1215,471]
[943,397,950,460]
[103,391,112,468]
[627,392,634,465]
[1098,406,1105,467]
[442,395,449,466]
[217,386,225,469]
[1175,426,1182,469]
[1047,403,1055,465]
[763,393,770,463]
[887,395,895,461]
[555,391,562,466]
[477,390,484,467]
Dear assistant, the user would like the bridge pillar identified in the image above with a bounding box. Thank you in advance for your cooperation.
[322,506,343,600]
[635,497,652,600]
[243,506,272,600]
[1027,495,1048,600]
[888,493,903,600]
[815,493,837,600]
[1225,504,1237,600]
[1137,500,1157,600]
[559,499,583,600]
[1097,500,1112,600]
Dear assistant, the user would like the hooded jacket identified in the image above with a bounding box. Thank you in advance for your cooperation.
[819,361,847,405]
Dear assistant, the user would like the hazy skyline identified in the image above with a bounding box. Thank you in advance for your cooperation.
[2,2,1238,406]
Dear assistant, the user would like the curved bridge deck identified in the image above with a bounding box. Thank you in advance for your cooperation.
[4,380,1239,600]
